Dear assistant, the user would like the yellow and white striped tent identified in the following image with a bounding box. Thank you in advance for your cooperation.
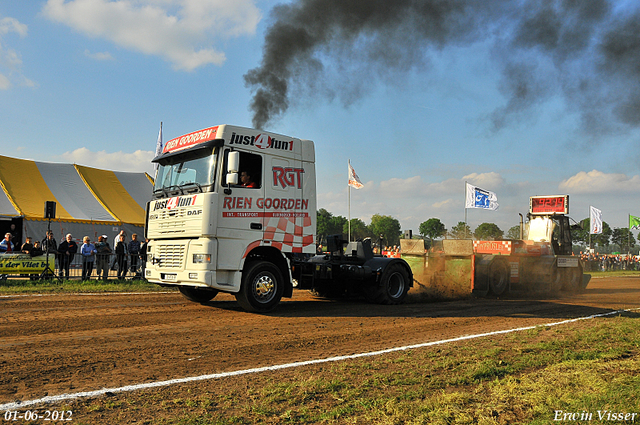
[0,155,153,245]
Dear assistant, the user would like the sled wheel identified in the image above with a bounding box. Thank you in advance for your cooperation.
[365,263,410,305]
[179,286,218,303]
[489,261,509,296]
[236,261,284,313]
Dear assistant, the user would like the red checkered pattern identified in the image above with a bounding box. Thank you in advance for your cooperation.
[263,215,314,253]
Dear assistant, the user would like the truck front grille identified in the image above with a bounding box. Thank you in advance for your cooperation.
[156,244,186,268]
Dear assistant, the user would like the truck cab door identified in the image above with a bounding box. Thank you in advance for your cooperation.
[217,149,265,269]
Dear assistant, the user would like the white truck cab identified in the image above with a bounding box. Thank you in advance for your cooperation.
[146,125,317,310]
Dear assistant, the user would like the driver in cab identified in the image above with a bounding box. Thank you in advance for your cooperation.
[240,170,257,188]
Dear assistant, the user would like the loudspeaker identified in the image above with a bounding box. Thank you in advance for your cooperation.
[44,201,56,219]
[403,230,413,239]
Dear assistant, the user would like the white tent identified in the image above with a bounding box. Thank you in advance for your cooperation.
[0,155,153,247]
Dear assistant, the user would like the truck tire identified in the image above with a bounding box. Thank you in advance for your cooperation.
[364,263,409,305]
[489,260,509,296]
[179,286,218,303]
[236,261,284,313]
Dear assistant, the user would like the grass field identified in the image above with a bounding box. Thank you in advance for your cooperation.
[0,278,174,294]
[59,311,640,424]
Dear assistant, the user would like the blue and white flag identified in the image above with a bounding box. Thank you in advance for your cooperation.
[154,122,163,172]
[465,183,499,210]
[590,206,602,234]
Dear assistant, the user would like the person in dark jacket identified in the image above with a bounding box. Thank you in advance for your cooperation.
[128,233,141,275]
[115,234,128,280]
[57,234,78,280]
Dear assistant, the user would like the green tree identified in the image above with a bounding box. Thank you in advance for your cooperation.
[611,227,636,251]
[449,222,471,239]
[506,225,521,239]
[316,209,347,241]
[571,218,590,245]
[369,214,402,247]
[419,218,446,245]
[343,218,369,241]
[474,223,504,240]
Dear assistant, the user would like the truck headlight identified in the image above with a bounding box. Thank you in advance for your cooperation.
[193,254,211,263]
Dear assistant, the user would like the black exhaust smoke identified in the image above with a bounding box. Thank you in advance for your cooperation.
[245,0,640,139]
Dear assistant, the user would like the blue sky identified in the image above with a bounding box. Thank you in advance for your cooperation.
[1,0,639,238]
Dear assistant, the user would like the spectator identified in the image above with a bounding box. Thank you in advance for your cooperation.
[115,234,128,280]
[128,233,141,275]
[57,234,78,280]
[0,233,14,252]
[95,235,112,281]
[111,230,127,271]
[80,236,96,281]
[21,237,34,254]
[42,230,57,254]
[139,238,149,278]
[9,223,20,249]
[31,241,43,257]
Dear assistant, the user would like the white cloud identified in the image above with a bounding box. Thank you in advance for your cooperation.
[55,147,155,174]
[461,172,505,189]
[0,73,9,90]
[84,49,114,61]
[0,17,27,37]
[42,0,261,71]
[559,170,640,194]
[0,15,30,90]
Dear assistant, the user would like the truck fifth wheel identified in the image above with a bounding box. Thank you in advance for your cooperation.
[145,124,413,312]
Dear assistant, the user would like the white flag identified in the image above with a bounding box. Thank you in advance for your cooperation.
[348,162,364,189]
[590,206,602,234]
[154,122,163,171]
[465,182,499,210]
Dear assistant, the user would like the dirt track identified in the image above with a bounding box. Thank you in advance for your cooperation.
[1,277,639,407]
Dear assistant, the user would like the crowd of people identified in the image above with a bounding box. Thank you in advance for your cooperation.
[579,252,640,272]
[0,228,148,281]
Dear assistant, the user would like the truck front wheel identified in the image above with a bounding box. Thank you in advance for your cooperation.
[179,286,218,303]
[236,261,284,313]
[364,263,410,305]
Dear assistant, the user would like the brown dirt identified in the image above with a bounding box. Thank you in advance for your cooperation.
[1,276,638,416]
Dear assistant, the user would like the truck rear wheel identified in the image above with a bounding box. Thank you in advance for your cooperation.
[236,261,284,313]
[179,286,219,303]
[364,263,409,305]
[489,261,509,296]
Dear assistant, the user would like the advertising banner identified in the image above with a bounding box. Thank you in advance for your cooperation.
[0,254,54,274]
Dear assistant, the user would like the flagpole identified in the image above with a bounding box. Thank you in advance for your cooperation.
[348,160,351,242]
[464,181,468,238]
[154,121,163,181]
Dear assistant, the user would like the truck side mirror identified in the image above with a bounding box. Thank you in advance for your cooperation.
[225,151,239,193]
[228,151,239,173]
[226,174,238,185]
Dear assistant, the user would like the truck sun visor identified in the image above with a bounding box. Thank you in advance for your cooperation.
[152,138,224,165]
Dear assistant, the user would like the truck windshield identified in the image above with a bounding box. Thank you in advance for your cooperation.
[154,150,217,197]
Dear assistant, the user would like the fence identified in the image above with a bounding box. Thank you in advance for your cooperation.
[20,253,146,281]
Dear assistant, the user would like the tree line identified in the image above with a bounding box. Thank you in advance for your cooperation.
[318,209,637,252]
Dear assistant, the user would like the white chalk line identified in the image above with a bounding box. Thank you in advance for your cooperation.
[1,308,637,411]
